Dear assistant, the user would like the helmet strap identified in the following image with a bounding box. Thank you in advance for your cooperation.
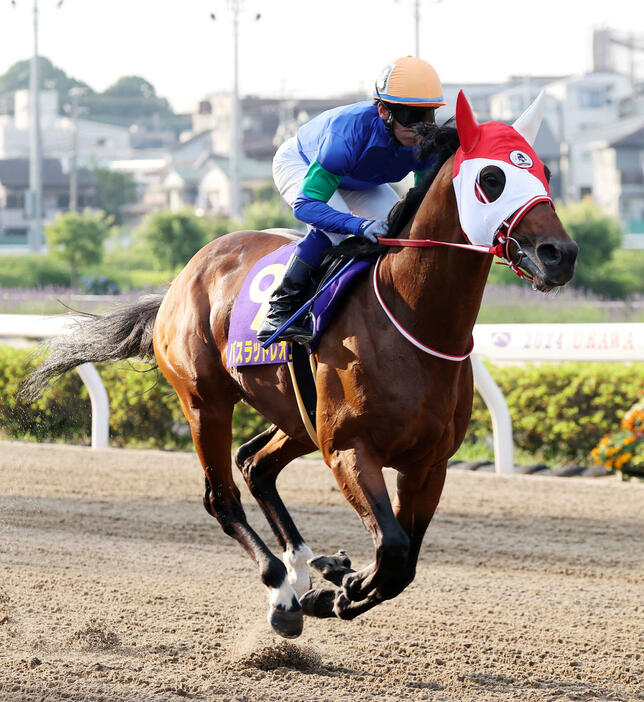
[375,98,398,143]
[384,106,395,133]
[374,84,396,135]
[381,104,400,142]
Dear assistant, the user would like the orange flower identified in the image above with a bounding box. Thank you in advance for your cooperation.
[615,453,632,469]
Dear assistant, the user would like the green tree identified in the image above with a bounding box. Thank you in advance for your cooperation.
[103,76,160,100]
[557,198,624,297]
[0,59,177,127]
[138,211,207,270]
[45,211,111,288]
[0,57,91,111]
[92,167,138,225]
[253,181,280,202]
[202,215,234,240]
[82,74,172,126]
[241,198,298,231]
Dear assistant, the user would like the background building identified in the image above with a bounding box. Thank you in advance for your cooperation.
[0,157,96,249]
[2,27,644,251]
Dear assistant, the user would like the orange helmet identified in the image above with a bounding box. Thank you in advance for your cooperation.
[374,56,445,107]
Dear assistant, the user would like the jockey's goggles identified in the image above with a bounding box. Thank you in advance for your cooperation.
[388,103,436,127]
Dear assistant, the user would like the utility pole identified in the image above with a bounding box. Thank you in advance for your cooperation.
[396,0,442,58]
[68,87,85,212]
[230,0,241,220]
[211,2,261,220]
[11,0,65,249]
[28,0,43,251]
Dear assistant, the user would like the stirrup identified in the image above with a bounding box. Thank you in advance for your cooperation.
[257,313,314,344]
[285,326,315,344]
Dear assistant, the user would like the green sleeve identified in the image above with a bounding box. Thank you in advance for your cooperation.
[414,169,432,187]
[301,160,343,202]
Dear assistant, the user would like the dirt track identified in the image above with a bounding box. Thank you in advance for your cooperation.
[0,441,642,702]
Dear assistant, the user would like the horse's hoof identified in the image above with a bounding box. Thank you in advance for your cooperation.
[309,549,352,571]
[342,571,363,601]
[308,550,353,585]
[300,588,337,618]
[267,606,303,639]
[333,591,353,620]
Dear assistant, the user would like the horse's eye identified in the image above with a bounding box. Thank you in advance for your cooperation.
[477,166,506,203]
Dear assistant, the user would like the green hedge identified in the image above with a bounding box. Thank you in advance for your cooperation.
[0,346,269,449]
[2,346,642,463]
[0,255,71,287]
[0,253,173,293]
[468,362,644,462]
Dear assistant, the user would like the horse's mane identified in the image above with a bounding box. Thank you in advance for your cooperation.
[386,118,460,237]
[325,119,460,261]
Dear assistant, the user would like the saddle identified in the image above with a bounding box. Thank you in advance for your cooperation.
[305,238,386,344]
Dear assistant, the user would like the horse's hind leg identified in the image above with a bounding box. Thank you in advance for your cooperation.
[177,393,303,638]
[235,426,316,597]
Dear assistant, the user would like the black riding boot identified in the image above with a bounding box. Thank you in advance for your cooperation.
[256,255,316,343]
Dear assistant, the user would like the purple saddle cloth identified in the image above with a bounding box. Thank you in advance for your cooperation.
[226,243,370,368]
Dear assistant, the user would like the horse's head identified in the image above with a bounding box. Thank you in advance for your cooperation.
[453,91,578,291]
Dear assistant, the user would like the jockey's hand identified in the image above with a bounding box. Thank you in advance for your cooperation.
[358,219,388,244]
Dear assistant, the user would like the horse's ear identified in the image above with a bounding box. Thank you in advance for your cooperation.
[455,90,481,153]
[513,90,545,146]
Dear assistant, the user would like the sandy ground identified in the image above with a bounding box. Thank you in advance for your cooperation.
[0,441,642,702]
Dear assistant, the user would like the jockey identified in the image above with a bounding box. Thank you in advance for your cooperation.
[257,55,445,343]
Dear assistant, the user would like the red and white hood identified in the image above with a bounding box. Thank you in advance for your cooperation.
[452,90,553,247]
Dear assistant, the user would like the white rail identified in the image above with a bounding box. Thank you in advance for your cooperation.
[0,314,109,449]
[470,355,514,474]
[472,323,644,474]
[2,316,643,470]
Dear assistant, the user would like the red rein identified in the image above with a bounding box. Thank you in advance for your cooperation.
[376,236,506,258]
[375,233,535,283]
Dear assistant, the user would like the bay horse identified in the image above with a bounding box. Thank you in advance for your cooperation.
[23,92,577,639]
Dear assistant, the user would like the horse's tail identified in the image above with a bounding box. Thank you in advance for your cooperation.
[20,293,164,402]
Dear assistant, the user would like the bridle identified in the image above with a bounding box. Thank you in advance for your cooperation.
[375,210,537,281]
[369,86,557,361]
[373,194,552,361]
[472,175,553,283]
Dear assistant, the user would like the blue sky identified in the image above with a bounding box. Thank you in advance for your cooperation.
[0,0,641,112]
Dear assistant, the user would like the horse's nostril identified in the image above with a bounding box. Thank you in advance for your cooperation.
[537,243,563,267]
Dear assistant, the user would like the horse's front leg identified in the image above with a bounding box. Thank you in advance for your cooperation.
[342,460,448,614]
[391,461,448,583]
[302,441,411,620]
[304,455,448,621]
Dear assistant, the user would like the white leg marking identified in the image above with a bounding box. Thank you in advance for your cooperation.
[283,543,314,598]
[266,576,299,614]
